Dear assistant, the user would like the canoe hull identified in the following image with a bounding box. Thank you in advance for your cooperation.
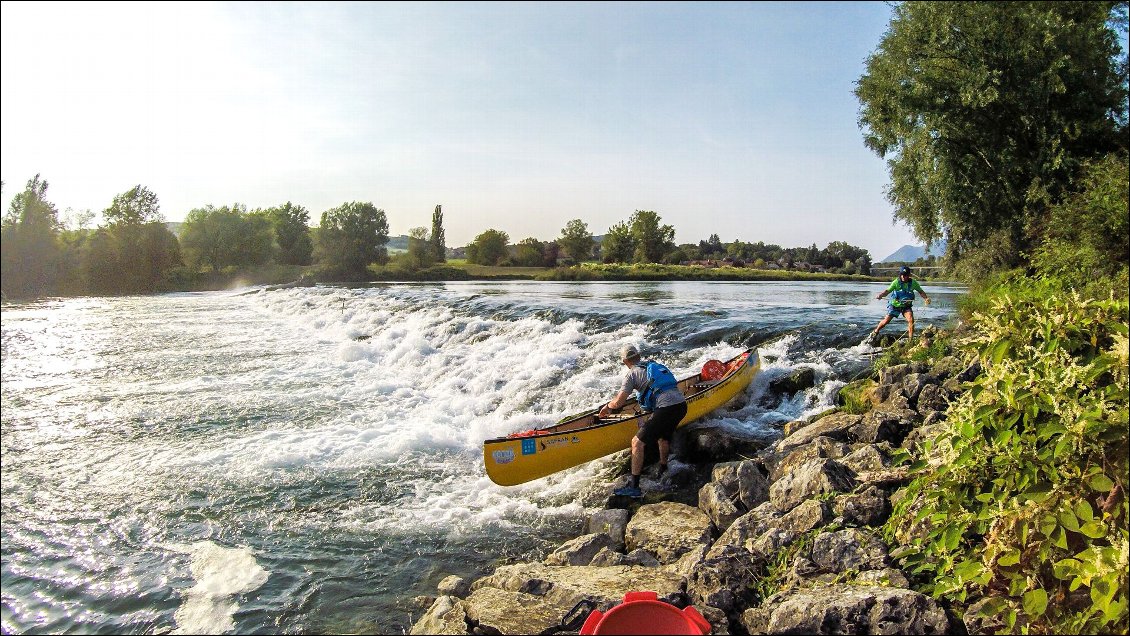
[483,349,759,486]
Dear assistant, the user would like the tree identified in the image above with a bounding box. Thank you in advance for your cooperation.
[466,229,510,265]
[1,174,62,298]
[96,185,181,293]
[699,233,724,258]
[265,202,313,266]
[514,237,545,267]
[628,210,675,263]
[315,201,389,279]
[103,185,161,226]
[559,219,594,262]
[430,204,446,263]
[601,221,634,263]
[407,226,435,269]
[855,1,1128,272]
[180,204,248,272]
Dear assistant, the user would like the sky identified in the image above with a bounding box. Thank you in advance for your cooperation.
[1,1,927,261]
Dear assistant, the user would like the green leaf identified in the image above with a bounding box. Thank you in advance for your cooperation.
[997,548,1021,566]
[1075,499,1094,522]
[1022,588,1048,616]
[1089,474,1115,492]
[1058,509,1081,532]
[1079,521,1107,539]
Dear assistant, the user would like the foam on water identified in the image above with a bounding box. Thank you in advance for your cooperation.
[165,541,269,635]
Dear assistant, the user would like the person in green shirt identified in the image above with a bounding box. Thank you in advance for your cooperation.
[870,265,931,343]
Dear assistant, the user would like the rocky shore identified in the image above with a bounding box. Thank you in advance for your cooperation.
[411,327,979,635]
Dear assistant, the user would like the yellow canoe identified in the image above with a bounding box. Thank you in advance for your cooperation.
[483,349,760,486]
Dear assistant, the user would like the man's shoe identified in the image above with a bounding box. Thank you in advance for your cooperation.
[613,486,643,498]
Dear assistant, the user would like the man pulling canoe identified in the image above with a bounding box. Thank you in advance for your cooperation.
[598,344,687,498]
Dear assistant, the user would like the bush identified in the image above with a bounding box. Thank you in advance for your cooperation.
[886,277,1129,634]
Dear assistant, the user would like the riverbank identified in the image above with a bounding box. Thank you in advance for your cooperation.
[409,282,1130,636]
[409,325,969,634]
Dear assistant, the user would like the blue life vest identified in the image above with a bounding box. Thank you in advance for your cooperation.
[889,280,916,308]
[636,361,678,412]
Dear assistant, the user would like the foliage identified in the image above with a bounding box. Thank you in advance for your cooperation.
[407,226,435,269]
[1,174,62,298]
[430,204,446,263]
[628,209,676,263]
[600,221,634,263]
[559,218,594,262]
[180,204,273,273]
[103,185,161,226]
[315,201,389,280]
[264,202,313,266]
[856,1,1128,271]
[466,228,510,266]
[1031,152,1129,298]
[885,277,1129,634]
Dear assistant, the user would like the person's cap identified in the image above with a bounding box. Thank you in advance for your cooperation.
[620,344,640,361]
[899,266,912,275]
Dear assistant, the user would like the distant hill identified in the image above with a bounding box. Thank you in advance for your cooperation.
[879,239,947,263]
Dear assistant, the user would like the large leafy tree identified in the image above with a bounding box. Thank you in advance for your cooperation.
[1,174,62,298]
[629,210,675,263]
[430,204,446,263]
[465,229,510,265]
[559,219,594,262]
[316,201,389,279]
[855,1,1128,271]
[181,203,271,272]
[601,221,634,263]
[95,185,180,293]
[264,202,313,266]
[407,226,435,269]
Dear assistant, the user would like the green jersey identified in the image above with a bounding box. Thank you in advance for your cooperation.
[887,278,925,308]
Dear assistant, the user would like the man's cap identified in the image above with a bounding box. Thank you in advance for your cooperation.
[620,344,640,361]
[899,266,912,275]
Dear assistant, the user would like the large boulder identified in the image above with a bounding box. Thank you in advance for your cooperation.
[769,459,858,513]
[584,508,630,549]
[776,414,863,455]
[467,562,685,635]
[707,502,782,559]
[742,585,951,635]
[410,596,470,635]
[687,544,767,617]
[699,481,743,532]
[625,501,715,564]
[768,436,851,482]
[544,533,618,566]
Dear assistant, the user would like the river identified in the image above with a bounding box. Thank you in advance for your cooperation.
[0,279,965,634]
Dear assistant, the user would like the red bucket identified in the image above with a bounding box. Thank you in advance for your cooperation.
[580,591,711,635]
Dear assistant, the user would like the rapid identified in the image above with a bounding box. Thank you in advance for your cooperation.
[0,279,965,634]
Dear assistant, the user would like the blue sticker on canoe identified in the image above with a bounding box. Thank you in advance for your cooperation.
[521,438,537,455]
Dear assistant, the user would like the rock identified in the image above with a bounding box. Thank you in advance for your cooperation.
[437,575,472,598]
[916,383,950,414]
[687,544,767,616]
[776,499,830,536]
[838,443,891,474]
[625,501,715,564]
[855,568,910,588]
[468,562,684,635]
[769,459,858,513]
[707,502,781,559]
[584,509,630,548]
[410,595,470,635]
[699,481,743,532]
[736,460,770,510]
[544,533,618,566]
[776,413,863,455]
[768,367,817,396]
[964,596,1020,635]
[747,585,951,634]
[681,424,773,464]
[832,485,891,527]
[588,547,661,568]
[768,436,851,481]
[807,528,891,574]
[852,403,919,446]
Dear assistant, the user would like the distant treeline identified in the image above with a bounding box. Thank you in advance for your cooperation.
[0,181,877,299]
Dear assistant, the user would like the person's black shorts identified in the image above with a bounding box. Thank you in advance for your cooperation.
[637,401,688,445]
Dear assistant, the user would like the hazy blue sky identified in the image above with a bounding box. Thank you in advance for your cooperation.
[1,1,928,261]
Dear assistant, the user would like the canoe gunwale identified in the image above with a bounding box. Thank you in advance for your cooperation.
[483,348,755,444]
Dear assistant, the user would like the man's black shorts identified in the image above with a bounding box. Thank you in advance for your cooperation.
[637,401,688,445]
